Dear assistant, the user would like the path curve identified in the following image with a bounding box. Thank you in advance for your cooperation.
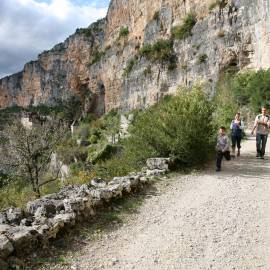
[63,136,270,270]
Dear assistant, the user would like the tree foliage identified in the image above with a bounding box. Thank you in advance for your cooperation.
[171,12,197,40]
[232,69,270,112]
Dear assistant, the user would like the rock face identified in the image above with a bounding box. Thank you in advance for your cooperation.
[0,0,270,113]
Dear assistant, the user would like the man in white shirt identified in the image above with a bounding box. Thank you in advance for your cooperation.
[251,107,270,159]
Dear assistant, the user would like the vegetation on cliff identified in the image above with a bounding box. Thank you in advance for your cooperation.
[171,12,197,40]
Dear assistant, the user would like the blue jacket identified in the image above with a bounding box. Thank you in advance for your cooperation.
[230,120,244,137]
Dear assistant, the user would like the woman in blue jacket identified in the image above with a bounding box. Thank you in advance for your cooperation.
[230,112,245,157]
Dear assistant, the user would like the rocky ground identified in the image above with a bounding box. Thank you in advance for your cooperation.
[37,135,270,270]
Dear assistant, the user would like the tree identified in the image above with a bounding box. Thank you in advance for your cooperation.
[0,120,67,197]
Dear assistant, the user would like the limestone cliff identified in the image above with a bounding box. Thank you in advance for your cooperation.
[0,0,270,114]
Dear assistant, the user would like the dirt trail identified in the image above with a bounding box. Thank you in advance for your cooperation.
[61,136,270,270]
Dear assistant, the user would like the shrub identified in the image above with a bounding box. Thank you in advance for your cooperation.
[118,27,129,39]
[212,74,239,129]
[89,88,215,179]
[171,12,197,40]
[124,86,216,167]
[0,177,61,210]
[212,69,270,123]
[88,144,121,164]
[82,113,96,124]
[139,44,152,56]
[93,154,137,180]
[198,54,208,63]
[80,28,92,37]
[231,69,270,112]
[0,180,37,210]
[123,58,138,76]
[69,161,87,175]
[89,134,99,144]
[212,69,270,130]
[89,50,105,66]
[139,39,177,70]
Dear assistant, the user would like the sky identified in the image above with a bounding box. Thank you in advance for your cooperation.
[0,0,110,79]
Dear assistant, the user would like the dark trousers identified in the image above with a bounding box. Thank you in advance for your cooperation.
[231,135,242,149]
[216,151,231,169]
[256,134,268,157]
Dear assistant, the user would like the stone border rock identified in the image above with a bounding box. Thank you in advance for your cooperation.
[0,158,171,268]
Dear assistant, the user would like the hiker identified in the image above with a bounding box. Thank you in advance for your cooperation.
[216,126,231,172]
[251,106,270,159]
[230,112,244,157]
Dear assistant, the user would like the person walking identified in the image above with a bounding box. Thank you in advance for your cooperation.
[216,126,231,172]
[230,112,244,157]
[251,106,270,159]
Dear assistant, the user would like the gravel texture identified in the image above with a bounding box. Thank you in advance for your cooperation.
[61,136,270,270]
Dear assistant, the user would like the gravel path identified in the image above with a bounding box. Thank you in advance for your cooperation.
[63,136,270,270]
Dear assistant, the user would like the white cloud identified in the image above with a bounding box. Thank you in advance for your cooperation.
[0,0,108,78]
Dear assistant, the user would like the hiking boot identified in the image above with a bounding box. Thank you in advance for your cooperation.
[261,156,265,159]
[256,153,260,158]
[216,168,221,172]
[237,149,240,157]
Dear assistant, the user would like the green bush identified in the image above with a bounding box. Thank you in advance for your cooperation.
[79,28,92,37]
[214,69,270,120]
[119,27,129,39]
[88,144,121,164]
[0,183,35,210]
[139,39,177,70]
[69,161,86,175]
[123,58,138,76]
[139,44,152,56]
[89,134,99,144]
[231,69,270,112]
[212,73,240,129]
[123,86,216,167]
[89,88,216,179]
[89,50,105,66]
[171,12,197,40]
[93,154,137,180]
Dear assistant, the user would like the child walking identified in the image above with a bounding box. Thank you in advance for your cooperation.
[216,126,231,172]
